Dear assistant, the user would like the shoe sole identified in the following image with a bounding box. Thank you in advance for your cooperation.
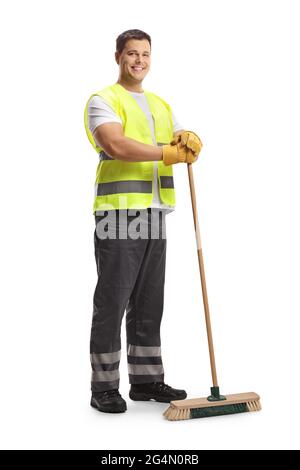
[90,400,127,413]
[129,392,187,403]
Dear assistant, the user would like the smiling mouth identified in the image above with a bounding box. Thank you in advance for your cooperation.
[131,66,144,71]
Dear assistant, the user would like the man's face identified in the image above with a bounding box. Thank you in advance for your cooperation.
[115,39,151,84]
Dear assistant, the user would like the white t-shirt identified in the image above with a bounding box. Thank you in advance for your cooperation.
[87,91,184,212]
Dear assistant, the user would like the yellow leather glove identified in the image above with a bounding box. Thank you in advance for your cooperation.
[171,130,203,156]
[162,142,197,166]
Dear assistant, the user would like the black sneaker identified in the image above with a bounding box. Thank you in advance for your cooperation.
[129,382,187,403]
[91,389,127,413]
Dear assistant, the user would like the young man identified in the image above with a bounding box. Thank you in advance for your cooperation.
[84,29,202,413]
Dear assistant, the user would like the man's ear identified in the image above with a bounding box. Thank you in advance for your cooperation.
[115,51,119,65]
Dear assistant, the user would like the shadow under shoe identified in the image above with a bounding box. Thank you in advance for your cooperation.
[129,382,187,403]
[91,389,127,413]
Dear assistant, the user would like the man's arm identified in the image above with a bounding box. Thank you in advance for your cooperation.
[93,123,163,162]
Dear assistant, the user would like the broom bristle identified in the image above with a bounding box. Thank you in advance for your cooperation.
[163,405,191,421]
[163,392,261,421]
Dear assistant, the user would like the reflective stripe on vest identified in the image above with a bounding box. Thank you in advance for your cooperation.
[99,151,113,161]
[160,176,174,189]
[96,180,152,196]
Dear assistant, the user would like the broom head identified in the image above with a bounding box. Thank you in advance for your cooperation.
[163,392,261,421]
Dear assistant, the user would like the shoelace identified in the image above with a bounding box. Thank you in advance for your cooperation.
[153,382,172,392]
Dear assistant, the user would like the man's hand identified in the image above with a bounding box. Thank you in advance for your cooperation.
[162,142,198,166]
[171,130,203,156]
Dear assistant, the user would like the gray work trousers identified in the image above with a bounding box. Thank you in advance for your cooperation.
[90,209,167,392]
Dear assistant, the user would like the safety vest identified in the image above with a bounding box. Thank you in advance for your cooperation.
[84,83,176,212]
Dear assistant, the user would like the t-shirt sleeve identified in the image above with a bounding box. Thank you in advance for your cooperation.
[171,110,184,134]
[87,95,122,133]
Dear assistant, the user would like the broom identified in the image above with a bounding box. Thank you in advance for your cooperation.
[163,163,261,420]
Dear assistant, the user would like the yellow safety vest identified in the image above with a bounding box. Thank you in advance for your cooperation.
[84,83,176,212]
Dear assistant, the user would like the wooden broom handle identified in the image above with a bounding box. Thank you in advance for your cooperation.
[187,163,218,387]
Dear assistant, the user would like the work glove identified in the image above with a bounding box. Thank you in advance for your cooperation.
[162,142,197,166]
[171,130,203,157]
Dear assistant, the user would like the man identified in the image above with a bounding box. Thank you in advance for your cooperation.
[84,29,202,413]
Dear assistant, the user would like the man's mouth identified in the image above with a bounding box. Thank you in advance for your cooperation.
[131,66,144,72]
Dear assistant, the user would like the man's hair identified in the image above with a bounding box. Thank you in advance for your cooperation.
[116,29,151,54]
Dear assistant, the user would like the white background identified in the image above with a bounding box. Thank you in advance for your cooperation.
[0,0,299,450]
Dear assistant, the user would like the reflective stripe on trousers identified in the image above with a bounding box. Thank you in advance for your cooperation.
[127,344,164,383]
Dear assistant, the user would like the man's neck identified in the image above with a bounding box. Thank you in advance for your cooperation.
[116,79,144,93]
